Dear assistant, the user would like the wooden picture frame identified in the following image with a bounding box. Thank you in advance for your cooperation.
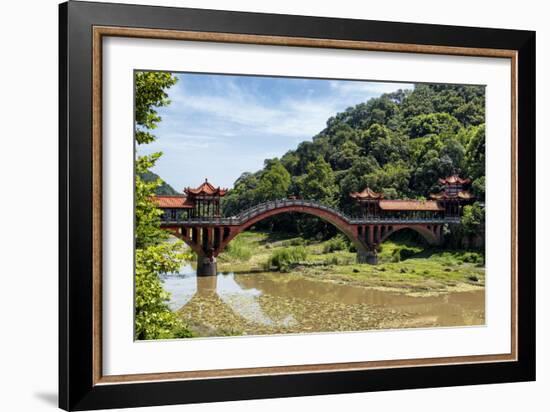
[59,1,535,410]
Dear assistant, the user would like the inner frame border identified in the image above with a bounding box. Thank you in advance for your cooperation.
[91,25,518,386]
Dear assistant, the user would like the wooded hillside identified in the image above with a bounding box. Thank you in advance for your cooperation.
[220,84,485,243]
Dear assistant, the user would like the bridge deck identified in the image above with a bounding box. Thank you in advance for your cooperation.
[160,199,461,226]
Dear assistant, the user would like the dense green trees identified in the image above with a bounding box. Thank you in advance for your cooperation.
[255,159,292,202]
[134,72,193,340]
[299,156,338,206]
[461,203,485,237]
[221,84,486,243]
[223,160,291,216]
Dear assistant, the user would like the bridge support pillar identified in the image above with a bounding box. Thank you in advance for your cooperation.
[357,249,378,265]
[197,255,217,276]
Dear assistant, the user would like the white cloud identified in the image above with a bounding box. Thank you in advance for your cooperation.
[148,75,414,188]
[170,86,328,139]
[166,79,372,140]
[329,80,412,95]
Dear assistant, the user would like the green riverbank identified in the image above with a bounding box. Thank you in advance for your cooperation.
[216,231,485,297]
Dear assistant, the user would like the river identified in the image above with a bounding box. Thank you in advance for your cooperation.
[160,264,485,337]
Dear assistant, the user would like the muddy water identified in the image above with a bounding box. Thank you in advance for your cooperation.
[160,265,485,337]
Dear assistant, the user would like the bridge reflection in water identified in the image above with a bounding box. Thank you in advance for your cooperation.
[160,267,485,336]
[162,267,296,332]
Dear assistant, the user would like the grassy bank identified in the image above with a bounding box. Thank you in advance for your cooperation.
[216,231,485,296]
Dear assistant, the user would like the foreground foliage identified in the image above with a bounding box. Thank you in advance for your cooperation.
[134,72,194,340]
[135,243,193,339]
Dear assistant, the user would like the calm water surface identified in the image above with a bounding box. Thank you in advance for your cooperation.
[160,264,485,336]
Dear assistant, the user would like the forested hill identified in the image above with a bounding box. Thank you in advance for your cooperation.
[140,171,179,195]
[222,84,486,218]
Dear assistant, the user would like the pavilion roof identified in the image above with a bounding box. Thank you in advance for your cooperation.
[184,179,228,197]
[154,195,194,209]
[379,200,444,211]
[438,175,471,185]
[349,187,383,200]
[430,190,474,200]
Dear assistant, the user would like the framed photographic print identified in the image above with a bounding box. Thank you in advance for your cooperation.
[59,1,536,410]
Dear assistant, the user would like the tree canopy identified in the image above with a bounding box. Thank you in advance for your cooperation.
[221,83,486,241]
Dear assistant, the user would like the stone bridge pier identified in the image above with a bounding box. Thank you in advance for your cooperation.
[170,226,226,276]
[356,248,379,265]
[196,254,218,277]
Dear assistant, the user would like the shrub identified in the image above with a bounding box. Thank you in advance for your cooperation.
[323,234,348,253]
[324,255,354,265]
[171,323,195,338]
[458,252,484,265]
[325,256,340,265]
[266,246,307,271]
[391,246,418,262]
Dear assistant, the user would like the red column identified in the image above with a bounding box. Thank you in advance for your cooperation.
[368,225,374,246]
[208,227,214,249]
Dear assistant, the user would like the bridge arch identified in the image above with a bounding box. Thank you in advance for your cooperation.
[218,204,368,256]
[377,224,441,246]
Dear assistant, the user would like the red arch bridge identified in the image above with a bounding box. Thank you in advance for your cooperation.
[160,199,459,276]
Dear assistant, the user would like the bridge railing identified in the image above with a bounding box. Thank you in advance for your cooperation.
[160,198,461,226]
[160,216,459,225]
[233,199,353,224]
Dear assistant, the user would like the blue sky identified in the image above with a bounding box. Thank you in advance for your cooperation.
[137,72,413,191]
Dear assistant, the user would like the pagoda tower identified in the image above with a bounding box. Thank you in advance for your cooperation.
[350,187,384,218]
[180,179,228,276]
[184,178,228,219]
[430,175,474,218]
